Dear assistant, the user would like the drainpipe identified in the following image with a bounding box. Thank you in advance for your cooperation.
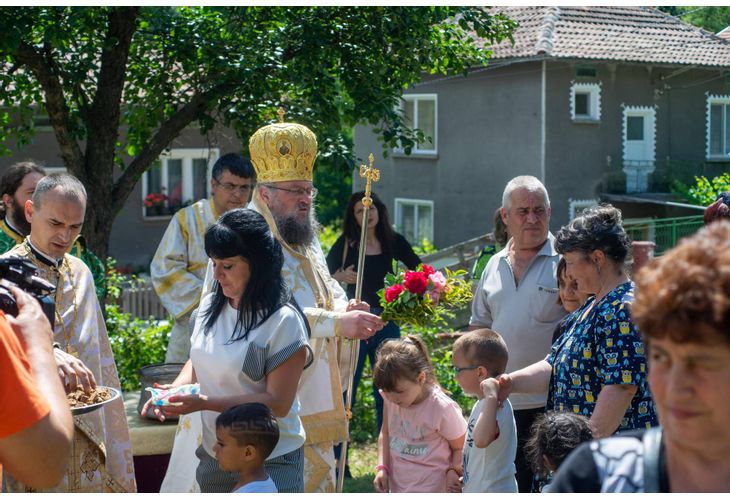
[540,59,546,183]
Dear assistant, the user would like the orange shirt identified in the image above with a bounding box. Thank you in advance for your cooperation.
[0,310,50,475]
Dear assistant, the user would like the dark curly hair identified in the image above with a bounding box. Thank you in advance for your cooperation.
[555,204,629,264]
[633,220,730,346]
[524,411,593,478]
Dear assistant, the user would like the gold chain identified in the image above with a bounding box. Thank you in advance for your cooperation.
[22,241,80,355]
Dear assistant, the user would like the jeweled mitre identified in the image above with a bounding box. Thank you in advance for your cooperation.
[248,114,318,183]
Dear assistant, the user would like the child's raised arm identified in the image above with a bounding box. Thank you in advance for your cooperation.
[472,378,500,448]
[373,405,390,493]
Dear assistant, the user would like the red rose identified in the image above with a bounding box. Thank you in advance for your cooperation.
[421,264,435,277]
[385,284,405,303]
[403,270,428,295]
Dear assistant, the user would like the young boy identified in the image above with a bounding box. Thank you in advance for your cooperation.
[214,403,280,493]
[451,329,518,493]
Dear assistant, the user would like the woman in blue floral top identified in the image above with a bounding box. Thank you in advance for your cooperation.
[498,204,658,439]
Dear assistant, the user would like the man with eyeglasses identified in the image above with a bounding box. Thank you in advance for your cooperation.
[151,152,256,363]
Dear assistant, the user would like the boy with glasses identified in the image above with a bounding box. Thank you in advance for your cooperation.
[451,329,518,493]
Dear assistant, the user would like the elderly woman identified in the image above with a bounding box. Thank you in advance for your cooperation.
[498,205,657,438]
[548,220,730,492]
[142,209,312,492]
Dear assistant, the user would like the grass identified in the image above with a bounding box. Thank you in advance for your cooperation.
[343,441,378,493]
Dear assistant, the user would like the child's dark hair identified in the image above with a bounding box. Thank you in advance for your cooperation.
[373,335,436,392]
[216,403,280,460]
[524,411,593,478]
[452,328,509,377]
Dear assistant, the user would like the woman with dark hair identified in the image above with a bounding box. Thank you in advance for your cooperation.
[326,191,421,432]
[549,220,730,492]
[142,209,312,493]
[498,204,657,440]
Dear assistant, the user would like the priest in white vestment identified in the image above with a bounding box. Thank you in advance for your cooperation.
[150,153,255,363]
[3,173,136,492]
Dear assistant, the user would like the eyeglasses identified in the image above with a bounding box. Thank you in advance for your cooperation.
[453,365,481,375]
[265,185,318,199]
[214,180,253,194]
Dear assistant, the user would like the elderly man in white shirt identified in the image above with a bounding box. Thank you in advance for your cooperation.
[469,175,566,492]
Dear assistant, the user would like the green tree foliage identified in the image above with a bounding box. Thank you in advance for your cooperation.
[658,6,730,34]
[105,258,171,391]
[0,7,515,261]
[673,172,730,206]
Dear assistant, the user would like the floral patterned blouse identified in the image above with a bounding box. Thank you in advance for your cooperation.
[546,281,658,432]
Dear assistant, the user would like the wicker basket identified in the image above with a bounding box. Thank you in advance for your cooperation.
[137,363,185,416]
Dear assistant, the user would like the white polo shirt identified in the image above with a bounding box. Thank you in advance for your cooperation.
[470,233,565,410]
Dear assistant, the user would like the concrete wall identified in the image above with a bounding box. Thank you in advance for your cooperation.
[355,59,730,250]
[1,124,242,270]
[546,62,730,226]
[354,62,544,248]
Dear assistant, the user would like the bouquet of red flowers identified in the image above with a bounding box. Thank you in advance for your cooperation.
[378,263,472,327]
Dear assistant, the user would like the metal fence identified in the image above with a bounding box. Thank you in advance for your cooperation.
[623,215,704,256]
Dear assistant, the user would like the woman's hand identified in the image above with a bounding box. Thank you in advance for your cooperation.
[334,264,357,285]
[159,393,210,416]
[139,382,185,421]
[497,373,513,403]
[373,470,389,493]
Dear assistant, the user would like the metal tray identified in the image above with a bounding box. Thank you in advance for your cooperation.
[70,386,120,416]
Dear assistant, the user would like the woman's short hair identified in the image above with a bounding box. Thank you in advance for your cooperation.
[704,191,730,225]
[555,204,629,264]
[633,220,730,346]
[203,208,290,341]
[342,191,397,255]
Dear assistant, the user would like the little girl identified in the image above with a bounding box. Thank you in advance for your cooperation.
[372,335,467,493]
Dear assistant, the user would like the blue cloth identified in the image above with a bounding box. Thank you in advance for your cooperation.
[546,282,658,432]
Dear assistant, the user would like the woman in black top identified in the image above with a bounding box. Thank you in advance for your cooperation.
[326,191,421,432]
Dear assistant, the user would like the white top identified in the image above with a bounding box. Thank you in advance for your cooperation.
[191,293,311,459]
[234,476,277,493]
[462,398,518,493]
[469,234,565,409]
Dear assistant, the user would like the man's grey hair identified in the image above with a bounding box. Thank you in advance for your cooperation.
[32,173,87,208]
[502,175,550,211]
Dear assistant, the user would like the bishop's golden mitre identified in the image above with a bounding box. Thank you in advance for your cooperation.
[248,109,318,183]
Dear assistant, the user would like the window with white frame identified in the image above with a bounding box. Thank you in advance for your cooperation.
[142,148,220,218]
[706,95,730,159]
[398,94,437,154]
[395,198,434,245]
[570,82,601,121]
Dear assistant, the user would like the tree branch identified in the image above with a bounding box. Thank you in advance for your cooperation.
[84,6,139,185]
[111,90,213,212]
[14,43,84,171]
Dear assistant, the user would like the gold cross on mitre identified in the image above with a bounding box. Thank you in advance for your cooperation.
[277,107,286,123]
[359,153,380,207]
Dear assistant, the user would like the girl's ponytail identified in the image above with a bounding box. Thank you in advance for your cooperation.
[373,335,436,391]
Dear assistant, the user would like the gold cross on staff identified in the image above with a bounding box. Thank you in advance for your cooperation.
[359,153,380,207]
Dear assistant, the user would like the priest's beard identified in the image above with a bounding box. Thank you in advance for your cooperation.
[6,198,31,236]
[272,204,320,246]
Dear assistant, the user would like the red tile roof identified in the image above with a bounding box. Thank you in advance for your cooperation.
[482,6,730,68]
